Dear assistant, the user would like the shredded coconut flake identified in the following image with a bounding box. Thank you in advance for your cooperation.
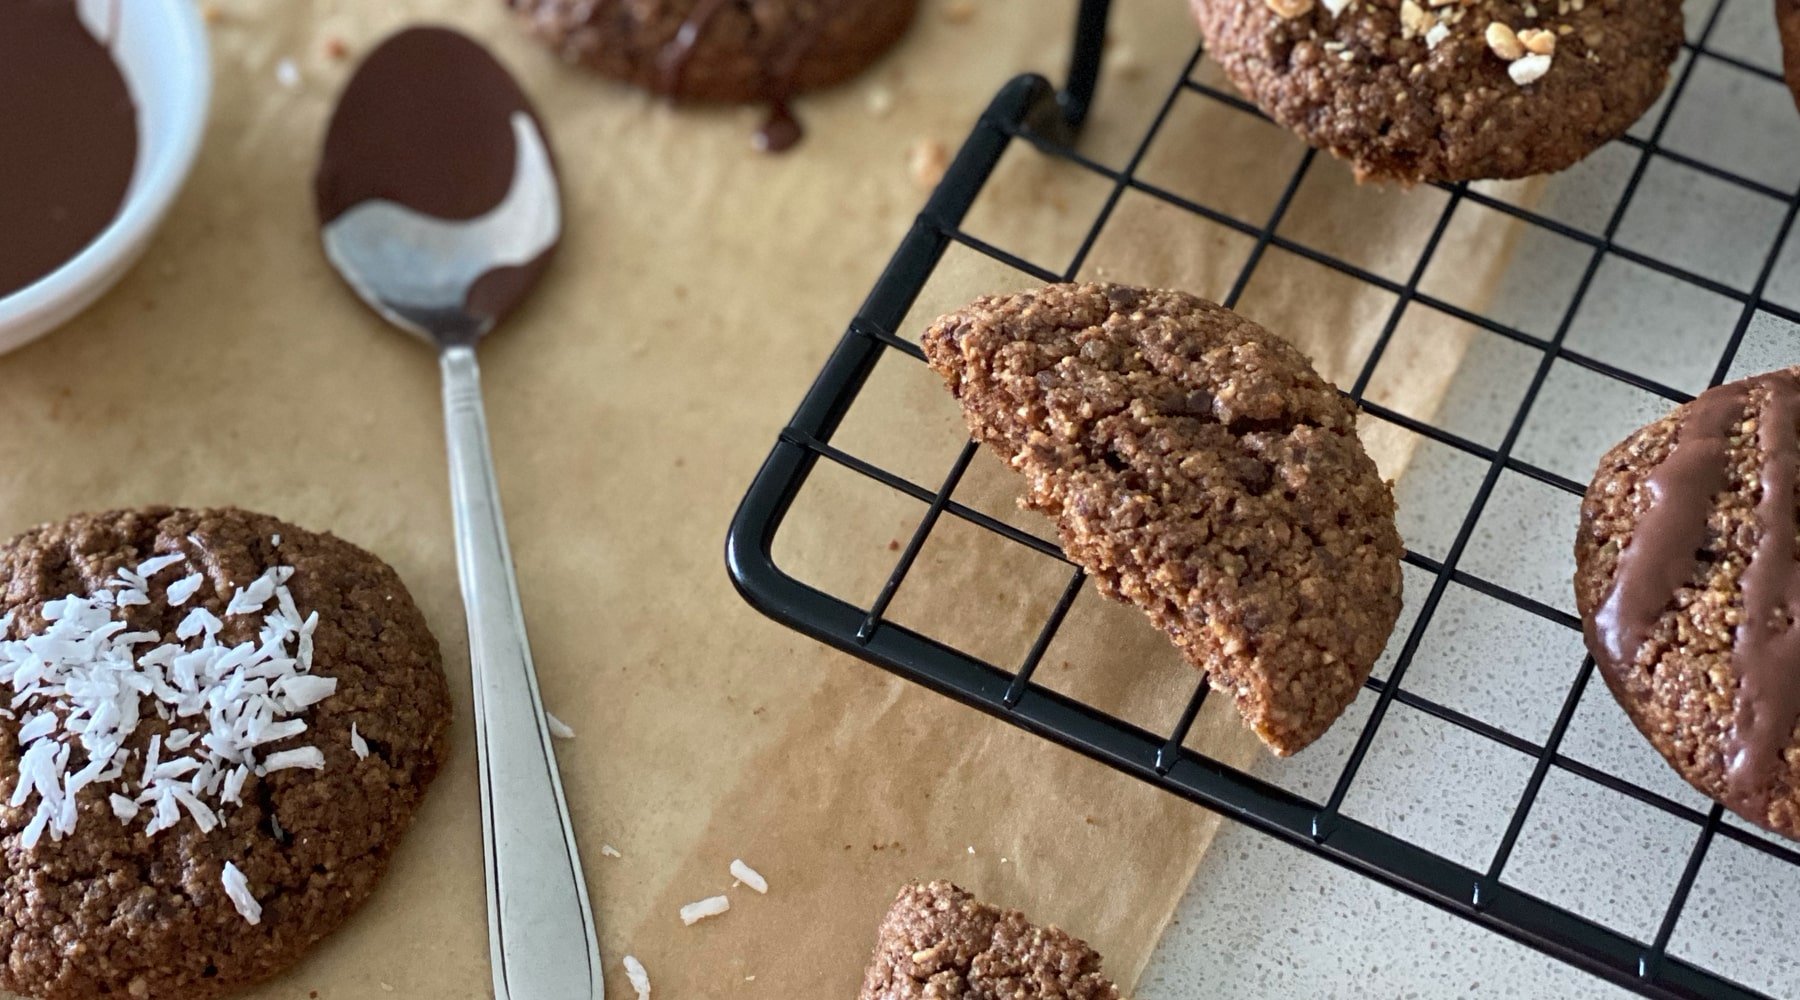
[622,956,651,999]
[1321,0,1351,15]
[276,674,337,709]
[17,712,56,744]
[350,723,369,759]
[601,843,622,858]
[274,58,299,89]
[225,573,277,616]
[0,558,337,845]
[135,555,185,578]
[176,606,221,639]
[221,861,262,924]
[545,711,575,739]
[166,574,205,606]
[729,859,768,894]
[261,747,325,772]
[679,895,730,926]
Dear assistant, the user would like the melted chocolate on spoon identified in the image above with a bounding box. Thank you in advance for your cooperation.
[315,27,558,328]
[0,0,138,298]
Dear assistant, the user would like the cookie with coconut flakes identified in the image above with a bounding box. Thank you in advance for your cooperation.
[0,507,449,1000]
[1189,0,1682,182]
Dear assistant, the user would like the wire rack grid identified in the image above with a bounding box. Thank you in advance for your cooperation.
[727,1,1800,996]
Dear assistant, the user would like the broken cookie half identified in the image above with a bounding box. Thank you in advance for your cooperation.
[922,282,1403,755]
[859,880,1119,1000]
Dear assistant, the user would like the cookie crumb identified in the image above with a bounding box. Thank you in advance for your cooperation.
[1399,0,1432,39]
[1265,0,1314,17]
[867,85,894,116]
[324,36,349,60]
[909,138,950,190]
[1110,44,1143,78]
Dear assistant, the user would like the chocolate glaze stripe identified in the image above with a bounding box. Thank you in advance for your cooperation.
[1590,384,1744,672]
[754,4,844,151]
[655,0,883,151]
[1727,371,1800,808]
[656,0,732,95]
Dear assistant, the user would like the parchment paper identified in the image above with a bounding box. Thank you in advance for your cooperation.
[0,1,1527,995]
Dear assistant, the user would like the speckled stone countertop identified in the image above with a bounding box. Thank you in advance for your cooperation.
[1141,0,1800,991]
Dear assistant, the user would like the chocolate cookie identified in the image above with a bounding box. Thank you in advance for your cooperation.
[1781,0,1800,113]
[859,881,1119,1000]
[922,283,1403,756]
[1189,0,1683,182]
[505,0,918,102]
[0,507,451,1000]
[1576,368,1800,840]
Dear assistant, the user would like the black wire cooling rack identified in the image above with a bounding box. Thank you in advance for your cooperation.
[727,1,1800,996]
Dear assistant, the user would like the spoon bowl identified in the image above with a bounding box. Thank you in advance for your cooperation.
[314,27,601,1000]
[321,111,558,344]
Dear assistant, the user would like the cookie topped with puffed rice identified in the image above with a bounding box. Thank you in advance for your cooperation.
[1189,0,1682,182]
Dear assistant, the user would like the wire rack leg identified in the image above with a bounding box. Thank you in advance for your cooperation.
[1056,0,1113,133]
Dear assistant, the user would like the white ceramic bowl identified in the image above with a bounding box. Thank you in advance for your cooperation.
[0,0,210,352]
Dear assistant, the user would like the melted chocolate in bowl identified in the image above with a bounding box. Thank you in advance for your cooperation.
[0,0,139,298]
[315,27,558,330]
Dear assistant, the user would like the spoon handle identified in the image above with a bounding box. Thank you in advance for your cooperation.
[440,345,604,1000]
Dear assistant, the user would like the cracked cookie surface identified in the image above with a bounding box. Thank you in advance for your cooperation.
[0,507,449,1000]
[922,283,1403,756]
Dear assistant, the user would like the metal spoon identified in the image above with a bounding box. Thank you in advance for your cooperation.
[314,28,601,1000]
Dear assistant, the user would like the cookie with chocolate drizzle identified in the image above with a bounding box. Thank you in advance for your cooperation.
[1575,367,1800,839]
[505,0,917,150]
[1781,0,1800,113]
